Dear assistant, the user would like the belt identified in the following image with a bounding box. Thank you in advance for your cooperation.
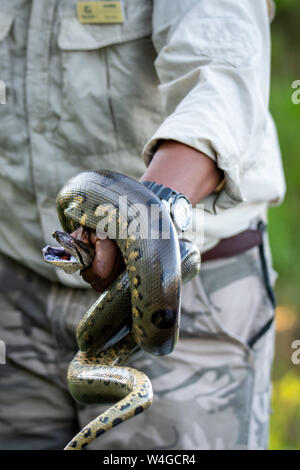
[201,224,264,262]
[201,221,277,310]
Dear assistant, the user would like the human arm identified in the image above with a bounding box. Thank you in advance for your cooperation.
[76,140,222,291]
[77,0,271,291]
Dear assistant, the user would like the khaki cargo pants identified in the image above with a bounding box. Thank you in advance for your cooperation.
[0,232,276,450]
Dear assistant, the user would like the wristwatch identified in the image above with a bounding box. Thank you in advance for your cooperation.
[142,181,192,232]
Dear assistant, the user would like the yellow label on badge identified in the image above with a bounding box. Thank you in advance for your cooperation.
[77,1,124,24]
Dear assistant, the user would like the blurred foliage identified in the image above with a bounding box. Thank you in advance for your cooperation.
[268,0,300,450]
[271,370,300,449]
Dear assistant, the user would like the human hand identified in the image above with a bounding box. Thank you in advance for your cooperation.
[70,226,125,292]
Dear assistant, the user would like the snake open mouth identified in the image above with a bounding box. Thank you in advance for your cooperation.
[42,245,77,263]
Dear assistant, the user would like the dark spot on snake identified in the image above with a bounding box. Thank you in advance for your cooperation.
[87,380,94,384]
[133,275,141,286]
[99,416,109,423]
[119,402,131,410]
[133,248,142,261]
[70,441,77,448]
[134,406,144,415]
[96,428,105,437]
[84,429,91,438]
[134,306,143,318]
[82,442,89,449]
[151,309,177,329]
[112,418,123,427]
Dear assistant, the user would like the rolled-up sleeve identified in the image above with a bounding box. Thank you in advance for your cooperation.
[143,0,272,213]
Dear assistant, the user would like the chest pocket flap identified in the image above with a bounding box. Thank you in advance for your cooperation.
[58,1,152,50]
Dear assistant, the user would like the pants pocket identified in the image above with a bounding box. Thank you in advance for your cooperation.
[247,221,276,349]
[181,224,276,352]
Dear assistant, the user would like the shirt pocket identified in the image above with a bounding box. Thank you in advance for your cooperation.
[55,5,161,160]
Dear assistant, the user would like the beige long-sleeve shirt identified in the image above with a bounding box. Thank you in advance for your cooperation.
[0,0,285,287]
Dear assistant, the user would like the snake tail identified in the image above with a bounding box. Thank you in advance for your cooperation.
[64,359,153,450]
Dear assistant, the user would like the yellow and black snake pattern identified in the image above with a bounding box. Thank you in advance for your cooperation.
[42,170,200,450]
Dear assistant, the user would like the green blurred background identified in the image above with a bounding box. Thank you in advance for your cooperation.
[268,0,300,450]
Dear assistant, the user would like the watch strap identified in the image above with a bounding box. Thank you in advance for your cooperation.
[142,181,180,201]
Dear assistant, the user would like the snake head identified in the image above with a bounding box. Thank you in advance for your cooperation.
[42,230,95,274]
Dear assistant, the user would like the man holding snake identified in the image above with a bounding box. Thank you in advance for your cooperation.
[0,0,285,450]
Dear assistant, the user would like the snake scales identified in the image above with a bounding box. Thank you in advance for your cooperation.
[43,170,200,450]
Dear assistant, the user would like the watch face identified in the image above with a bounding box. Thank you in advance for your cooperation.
[171,196,192,232]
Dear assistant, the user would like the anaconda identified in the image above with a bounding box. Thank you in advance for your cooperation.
[42,170,200,450]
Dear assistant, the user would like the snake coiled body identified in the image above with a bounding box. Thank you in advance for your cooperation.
[43,170,200,450]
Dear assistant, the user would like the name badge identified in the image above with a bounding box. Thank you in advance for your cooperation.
[77,1,124,24]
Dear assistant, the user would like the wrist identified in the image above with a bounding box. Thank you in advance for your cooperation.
[140,140,223,203]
